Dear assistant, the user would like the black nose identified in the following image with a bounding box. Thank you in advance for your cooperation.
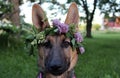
[50,64,62,71]
[46,60,66,76]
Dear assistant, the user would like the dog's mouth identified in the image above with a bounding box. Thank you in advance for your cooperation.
[46,62,70,76]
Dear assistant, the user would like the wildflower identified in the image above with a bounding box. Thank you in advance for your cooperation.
[37,73,42,78]
[52,19,61,27]
[74,32,83,42]
[79,47,85,54]
[59,23,69,33]
[52,19,69,33]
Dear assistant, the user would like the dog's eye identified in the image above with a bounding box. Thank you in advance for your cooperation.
[61,41,70,48]
[43,41,52,48]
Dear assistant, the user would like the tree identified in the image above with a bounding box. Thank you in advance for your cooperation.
[38,0,120,38]
[0,0,12,20]
[0,0,42,26]
[9,0,20,26]
[0,0,20,26]
[98,0,120,17]
[67,0,98,38]
[40,0,98,38]
[0,0,98,38]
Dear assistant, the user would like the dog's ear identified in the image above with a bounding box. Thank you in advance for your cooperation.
[65,2,79,30]
[65,2,79,71]
[32,4,49,31]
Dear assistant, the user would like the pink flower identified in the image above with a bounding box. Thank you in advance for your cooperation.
[74,32,83,42]
[37,73,42,78]
[59,23,69,33]
[52,19,69,33]
[52,19,61,27]
[79,47,85,54]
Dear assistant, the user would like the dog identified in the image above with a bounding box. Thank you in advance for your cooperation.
[32,2,80,78]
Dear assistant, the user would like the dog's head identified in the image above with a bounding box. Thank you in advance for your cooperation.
[32,2,79,76]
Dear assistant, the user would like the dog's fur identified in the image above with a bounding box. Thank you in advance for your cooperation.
[32,2,79,78]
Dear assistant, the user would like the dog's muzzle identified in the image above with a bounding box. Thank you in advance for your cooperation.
[45,59,70,76]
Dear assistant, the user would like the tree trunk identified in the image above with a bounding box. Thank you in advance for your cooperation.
[9,0,20,26]
[86,20,92,38]
[81,0,97,38]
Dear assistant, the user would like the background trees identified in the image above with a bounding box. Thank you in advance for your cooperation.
[67,0,98,38]
[0,0,120,37]
[98,0,120,17]
[0,0,20,26]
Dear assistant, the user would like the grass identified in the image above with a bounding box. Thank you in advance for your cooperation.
[75,31,120,78]
[0,35,38,78]
[0,31,120,78]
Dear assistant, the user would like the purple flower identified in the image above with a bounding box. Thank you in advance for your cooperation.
[52,19,69,33]
[59,23,69,33]
[52,19,61,27]
[79,47,85,54]
[74,32,83,42]
[37,73,42,78]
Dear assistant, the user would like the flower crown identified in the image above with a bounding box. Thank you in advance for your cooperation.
[32,19,85,54]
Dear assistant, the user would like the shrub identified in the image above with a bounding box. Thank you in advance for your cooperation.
[0,21,37,55]
[79,24,86,31]
[92,24,101,30]
[0,22,20,35]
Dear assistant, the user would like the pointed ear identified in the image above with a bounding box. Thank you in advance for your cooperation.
[32,4,49,31]
[65,2,79,29]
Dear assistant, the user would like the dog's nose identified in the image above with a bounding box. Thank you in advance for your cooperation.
[50,64,62,71]
[46,58,70,76]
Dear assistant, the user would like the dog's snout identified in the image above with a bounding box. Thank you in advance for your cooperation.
[45,48,70,76]
[46,57,67,76]
[50,63,63,71]
[48,62,65,76]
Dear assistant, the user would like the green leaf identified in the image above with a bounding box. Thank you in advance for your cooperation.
[67,0,72,3]
[31,39,37,45]
[32,25,38,34]
[54,29,58,32]
[71,38,76,46]
[77,42,82,46]
[66,32,71,38]
[26,35,34,40]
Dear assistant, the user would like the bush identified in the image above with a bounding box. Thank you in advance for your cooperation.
[92,24,101,30]
[0,22,20,35]
[79,24,101,31]
[79,24,86,31]
[0,21,38,55]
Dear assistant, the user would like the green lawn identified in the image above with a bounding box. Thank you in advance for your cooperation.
[0,31,120,78]
[0,35,38,78]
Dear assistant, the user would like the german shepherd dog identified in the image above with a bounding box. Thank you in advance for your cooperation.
[32,2,79,78]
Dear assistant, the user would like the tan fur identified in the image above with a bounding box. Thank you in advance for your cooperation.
[32,4,49,31]
[32,2,79,78]
[65,2,79,71]
[65,2,79,31]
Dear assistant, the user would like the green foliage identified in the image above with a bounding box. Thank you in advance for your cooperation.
[80,24,101,31]
[0,35,37,78]
[98,0,120,15]
[79,24,86,31]
[20,23,37,42]
[0,0,13,19]
[0,22,20,35]
[92,24,101,30]
[0,18,38,55]
[20,22,39,55]
[67,0,81,5]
